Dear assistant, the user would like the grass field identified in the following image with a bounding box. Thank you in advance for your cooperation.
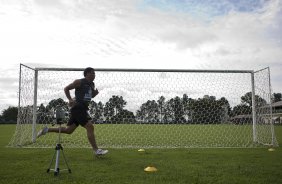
[1,124,282,184]
[10,124,276,148]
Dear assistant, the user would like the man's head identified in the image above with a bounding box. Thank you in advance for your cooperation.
[84,67,95,81]
[84,67,95,77]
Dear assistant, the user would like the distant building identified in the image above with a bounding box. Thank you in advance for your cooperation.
[271,101,282,124]
[230,101,282,125]
[230,114,252,124]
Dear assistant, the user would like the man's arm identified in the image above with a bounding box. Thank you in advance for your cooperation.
[91,83,99,98]
[64,79,81,107]
[92,88,99,98]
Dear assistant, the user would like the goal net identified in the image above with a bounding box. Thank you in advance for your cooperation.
[8,64,278,148]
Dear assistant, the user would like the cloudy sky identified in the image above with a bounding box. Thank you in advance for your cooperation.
[0,0,281,112]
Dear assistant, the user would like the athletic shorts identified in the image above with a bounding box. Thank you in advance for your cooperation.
[67,103,92,127]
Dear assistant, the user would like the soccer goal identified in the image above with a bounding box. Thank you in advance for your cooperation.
[8,64,278,148]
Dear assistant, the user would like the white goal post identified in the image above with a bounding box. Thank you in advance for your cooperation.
[8,64,278,148]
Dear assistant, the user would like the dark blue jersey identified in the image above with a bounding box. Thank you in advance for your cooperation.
[75,78,94,104]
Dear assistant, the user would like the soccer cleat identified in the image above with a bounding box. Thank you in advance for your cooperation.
[95,149,108,155]
[37,127,48,138]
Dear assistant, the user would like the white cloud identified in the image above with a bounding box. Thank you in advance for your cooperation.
[0,0,281,112]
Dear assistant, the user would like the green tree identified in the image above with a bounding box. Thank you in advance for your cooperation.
[104,101,115,121]
[1,106,18,123]
[164,98,174,123]
[182,94,189,122]
[157,96,165,123]
[46,98,68,111]
[189,96,222,124]
[218,97,231,117]
[173,96,185,123]
[104,95,126,122]
[148,100,159,123]
[89,101,104,122]
[231,104,252,116]
[136,108,145,122]
[112,109,135,123]
[137,100,158,123]
[37,103,53,124]
[164,96,185,123]
[241,92,267,107]
[273,93,282,103]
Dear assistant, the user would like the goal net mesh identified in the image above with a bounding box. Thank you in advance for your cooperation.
[8,65,278,148]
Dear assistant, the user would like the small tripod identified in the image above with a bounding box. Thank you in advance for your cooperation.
[47,107,71,176]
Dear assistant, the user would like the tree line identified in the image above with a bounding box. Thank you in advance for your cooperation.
[1,93,281,124]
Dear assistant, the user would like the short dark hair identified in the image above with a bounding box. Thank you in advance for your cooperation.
[83,67,95,77]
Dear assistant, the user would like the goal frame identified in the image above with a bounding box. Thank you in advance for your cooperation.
[14,64,277,148]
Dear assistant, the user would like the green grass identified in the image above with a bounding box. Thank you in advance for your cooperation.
[11,124,275,148]
[1,124,282,184]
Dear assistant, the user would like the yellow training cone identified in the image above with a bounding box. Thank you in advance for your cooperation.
[144,166,157,172]
[138,149,145,152]
[268,148,275,152]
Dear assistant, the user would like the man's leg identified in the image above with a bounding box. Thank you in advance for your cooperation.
[37,124,77,138]
[48,124,77,134]
[83,121,108,155]
[83,121,98,151]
